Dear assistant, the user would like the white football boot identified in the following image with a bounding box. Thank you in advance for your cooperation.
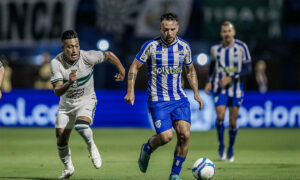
[89,144,102,169]
[58,165,74,179]
[219,151,226,161]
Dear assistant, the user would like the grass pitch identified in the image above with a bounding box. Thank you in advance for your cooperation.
[0,128,299,180]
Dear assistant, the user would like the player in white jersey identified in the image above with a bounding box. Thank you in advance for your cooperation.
[51,30,125,179]
[204,21,252,162]
[125,13,203,180]
[0,56,5,100]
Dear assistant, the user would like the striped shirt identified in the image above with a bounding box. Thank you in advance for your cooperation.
[136,36,193,102]
[50,50,105,101]
[210,39,251,98]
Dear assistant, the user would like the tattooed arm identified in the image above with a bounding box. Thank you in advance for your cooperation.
[185,64,204,110]
[124,59,143,105]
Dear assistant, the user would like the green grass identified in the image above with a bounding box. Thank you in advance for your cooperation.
[0,128,300,180]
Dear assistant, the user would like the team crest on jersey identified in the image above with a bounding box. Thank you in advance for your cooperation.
[155,120,161,129]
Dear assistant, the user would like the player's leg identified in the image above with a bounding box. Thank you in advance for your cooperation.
[227,106,239,162]
[214,93,228,160]
[215,105,226,160]
[55,112,75,179]
[138,129,173,173]
[75,97,101,168]
[74,116,102,169]
[138,101,173,173]
[169,120,190,180]
[169,98,191,180]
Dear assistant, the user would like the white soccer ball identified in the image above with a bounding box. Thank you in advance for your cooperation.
[192,157,215,180]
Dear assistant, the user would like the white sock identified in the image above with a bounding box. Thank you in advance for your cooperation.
[75,125,95,149]
[57,145,73,168]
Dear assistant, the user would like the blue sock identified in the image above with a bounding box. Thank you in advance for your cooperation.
[171,155,186,175]
[143,139,153,154]
[229,126,238,148]
[216,120,225,147]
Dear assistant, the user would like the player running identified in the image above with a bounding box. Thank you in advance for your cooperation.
[125,13,203,180]
[204,21,252,162]
[51,30,125,179]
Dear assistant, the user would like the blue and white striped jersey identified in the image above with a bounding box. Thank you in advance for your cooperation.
[210,39,251,98]
[136,36,193,102]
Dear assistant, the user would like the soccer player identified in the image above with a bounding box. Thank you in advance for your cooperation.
[0,57,5,100]
[51,30,125,179]
[204,21,252,162]
[124,13,203,180]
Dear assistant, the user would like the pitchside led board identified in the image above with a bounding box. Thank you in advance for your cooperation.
[0,90,299,130]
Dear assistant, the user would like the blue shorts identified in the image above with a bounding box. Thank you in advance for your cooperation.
[213,93,243,107]
[148,98,191,134]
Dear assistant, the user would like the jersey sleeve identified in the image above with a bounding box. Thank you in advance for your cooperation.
[135,41,152,64]
[50,60,63,84]
[184,43,193,65]
[82,50,106,66]
[0,60,3,67]
[241,42,251,63]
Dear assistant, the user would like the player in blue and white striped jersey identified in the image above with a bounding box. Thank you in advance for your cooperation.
[204,21,252,162]
[125,13,203,180]
[0,57,5,100]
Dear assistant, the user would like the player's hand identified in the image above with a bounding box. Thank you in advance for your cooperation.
[219,76,232,88]
[114,71,125,82]
[204,82,212,95]
[194,94,204,110]
[68,70,77,84]
[124,91,135,105]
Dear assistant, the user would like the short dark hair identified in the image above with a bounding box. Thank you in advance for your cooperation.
[61,30,78,41]
[222,21,235,30]
[160,12,178,22]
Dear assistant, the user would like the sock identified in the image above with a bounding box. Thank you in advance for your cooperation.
[171,155,186,175]
[216,120,225,147]
[143,139,154,154]
[229,126,238,149]
[75,120,95,149]
[57,145,73,168]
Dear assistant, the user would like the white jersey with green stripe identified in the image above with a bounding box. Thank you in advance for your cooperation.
[50,50,105,102]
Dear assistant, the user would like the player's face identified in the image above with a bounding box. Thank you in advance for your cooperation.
[220,25,235,45]
[62,38,80,61]
[160,20,179,44]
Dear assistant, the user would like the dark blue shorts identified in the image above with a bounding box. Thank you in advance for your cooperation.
[213,93,243,107]
[148,98,191,134]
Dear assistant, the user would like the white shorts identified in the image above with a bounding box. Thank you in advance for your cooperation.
[55,94,97,129]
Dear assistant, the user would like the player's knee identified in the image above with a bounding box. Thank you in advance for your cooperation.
[57,138,68,146]
[178,131,190,143]
[159,133,173,144]
[74,119,90,131]
[217,114,225,121]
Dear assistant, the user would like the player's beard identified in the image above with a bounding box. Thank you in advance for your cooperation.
[166,35,175,44]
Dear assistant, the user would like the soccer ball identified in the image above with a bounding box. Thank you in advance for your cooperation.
[192,157,215,180]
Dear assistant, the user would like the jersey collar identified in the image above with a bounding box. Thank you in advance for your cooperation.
[160,36,178,47]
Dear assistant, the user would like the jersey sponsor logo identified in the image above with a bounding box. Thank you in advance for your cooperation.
[224,67,238,73]
[155,120,161,129]
[154,66,182,75]
[66,88,84,99]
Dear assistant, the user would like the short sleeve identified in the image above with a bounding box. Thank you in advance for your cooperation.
[210,46,216,63]
[242,43,251,63]
[50,60,63,84]
[135,41,152,64]
[82,50,106,66]
[0,60,3,67]
[184,43,193,65]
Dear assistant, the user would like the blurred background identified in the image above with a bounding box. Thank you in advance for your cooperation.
[0,0,299,129]
[0,0,299,91]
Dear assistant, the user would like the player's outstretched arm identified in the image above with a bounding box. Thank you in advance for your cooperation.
[0,66,5,100]
[124,59,143,105]
[53,70,77,97]
[185,64,204,110]
[104,51,125,81]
